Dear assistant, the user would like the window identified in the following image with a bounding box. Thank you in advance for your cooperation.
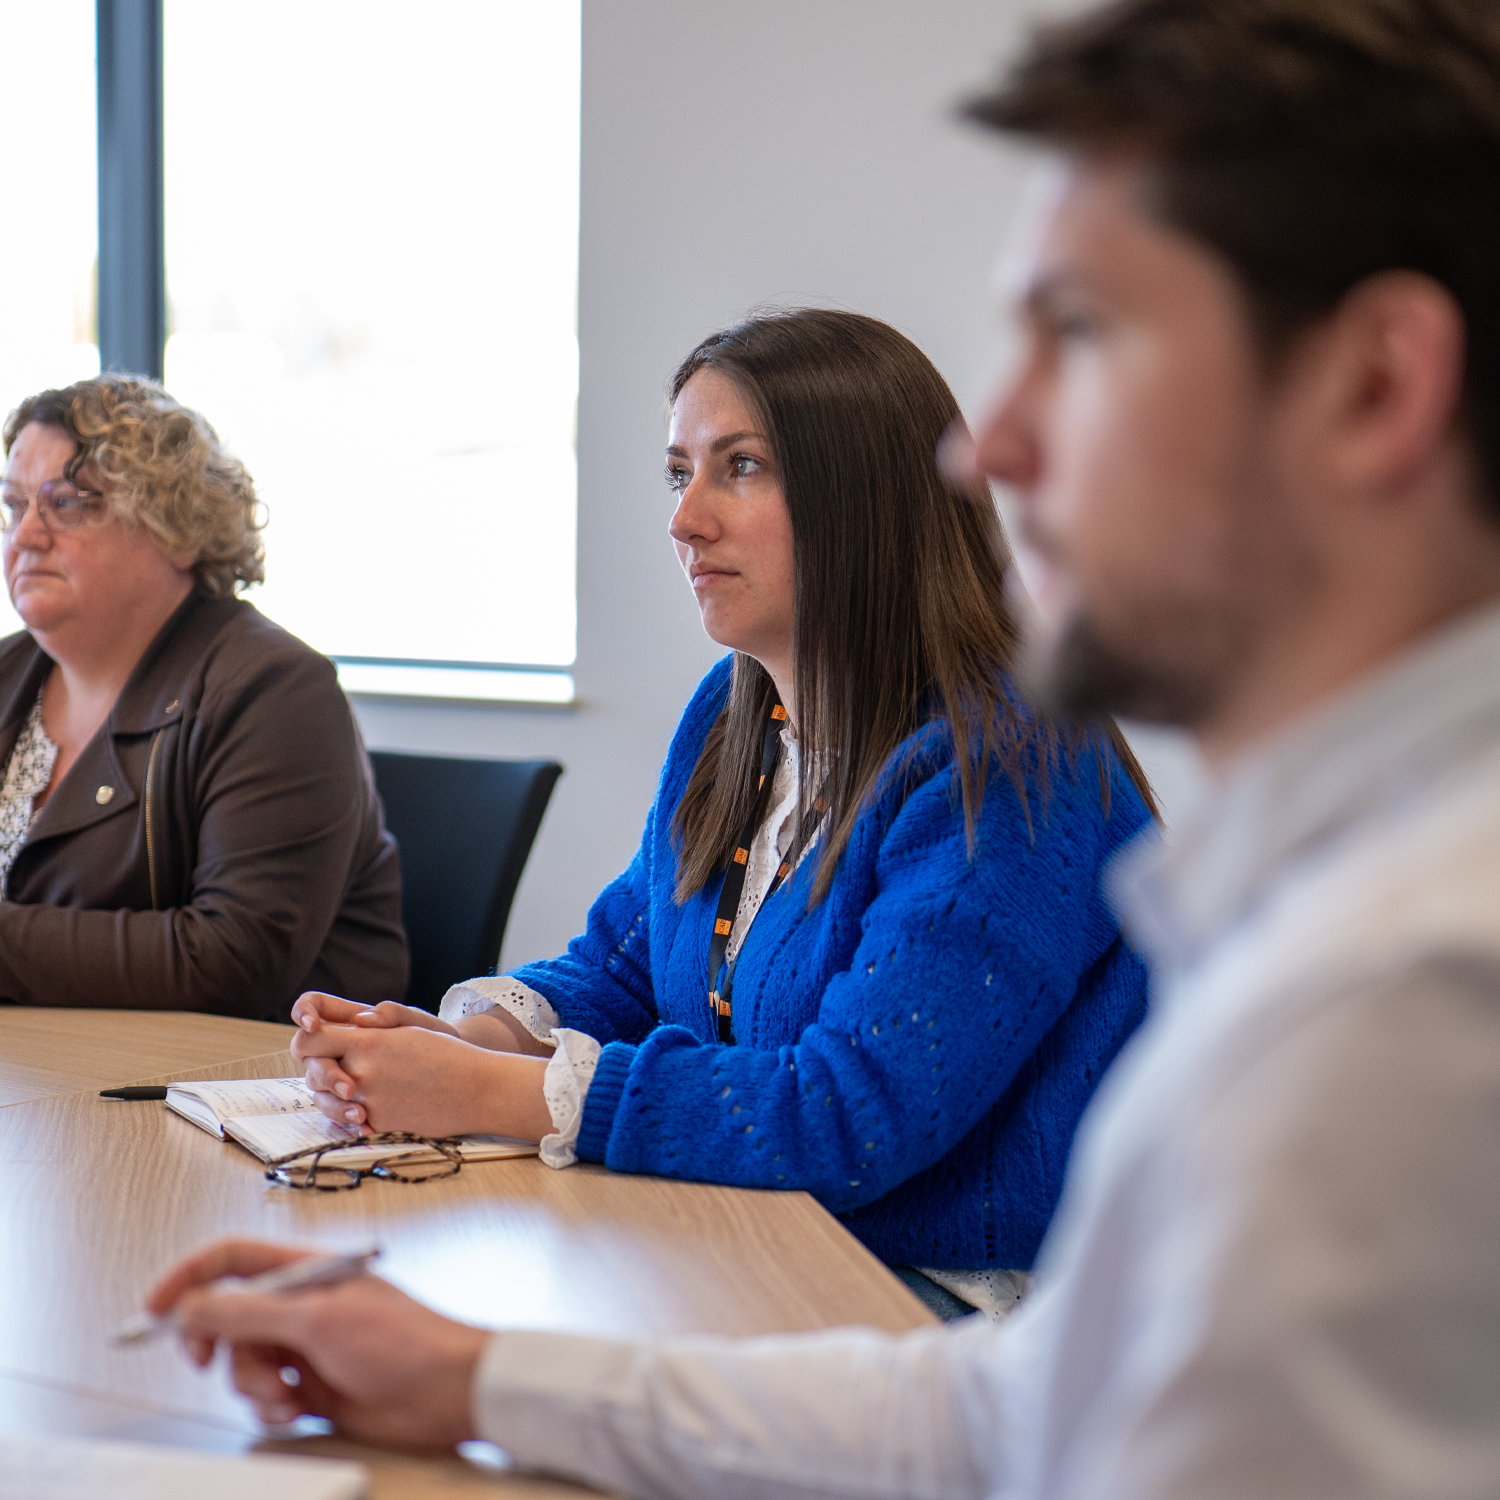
[0,1,100,639]
[155,3,581,698]
[0,6,579,692]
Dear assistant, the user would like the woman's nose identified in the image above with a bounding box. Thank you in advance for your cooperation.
[9,496,53,549]
[668,474,719,545]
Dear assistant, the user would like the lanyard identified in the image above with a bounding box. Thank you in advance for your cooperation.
[707,701,825,1044]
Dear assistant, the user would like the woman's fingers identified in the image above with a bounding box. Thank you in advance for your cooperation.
[144,1239,315,1317]
[301,1055,359,1099]
[356,1001,413,1028]
[291,1023,364,1063]
[291,992,374,1032]
[352,1001,459,1036]
[296,1041,370,1126]
[307,1085,366,1127]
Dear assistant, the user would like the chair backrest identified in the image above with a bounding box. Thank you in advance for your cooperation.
[368,752,562,1011]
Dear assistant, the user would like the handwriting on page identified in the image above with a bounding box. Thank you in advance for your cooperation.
[226,1109,361,1162]
[183,1077,315,1120]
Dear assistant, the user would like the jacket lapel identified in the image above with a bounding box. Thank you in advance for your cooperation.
[19,594,212,845]
[27,730,140,842]
[0,646,53,777]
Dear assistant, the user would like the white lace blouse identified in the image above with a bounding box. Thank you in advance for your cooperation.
[0,698,58,896]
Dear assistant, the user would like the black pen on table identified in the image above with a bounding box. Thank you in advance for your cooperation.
[99,1085,168,1100]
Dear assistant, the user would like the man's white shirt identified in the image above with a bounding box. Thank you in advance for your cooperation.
[470,602,1500,1500]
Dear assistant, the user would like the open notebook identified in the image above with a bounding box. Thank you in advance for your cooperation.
[0,1439,365,1500]
[164,1076,538,1167]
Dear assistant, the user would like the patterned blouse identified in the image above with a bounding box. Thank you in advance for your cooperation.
[0,697,58,895]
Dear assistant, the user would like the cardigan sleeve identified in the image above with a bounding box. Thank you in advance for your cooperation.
[506,814,663,1047]
[573,741,1131,1214]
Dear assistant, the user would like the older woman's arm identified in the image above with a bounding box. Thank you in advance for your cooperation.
[0,639,404,1017]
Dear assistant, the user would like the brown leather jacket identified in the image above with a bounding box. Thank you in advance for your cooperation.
[0,592,407,1019]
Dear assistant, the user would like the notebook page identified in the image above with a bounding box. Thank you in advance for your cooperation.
[0,1438,365,1500]
[314,1133,539,1167]
[165,1077,315,1139]
[224,1108,361,1163]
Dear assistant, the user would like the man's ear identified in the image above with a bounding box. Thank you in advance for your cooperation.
[1295,270,1467,506]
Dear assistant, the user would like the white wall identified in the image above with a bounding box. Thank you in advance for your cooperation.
[352,0,1198,974]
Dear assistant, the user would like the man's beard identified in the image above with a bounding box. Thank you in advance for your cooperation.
[1019,604,1227,728]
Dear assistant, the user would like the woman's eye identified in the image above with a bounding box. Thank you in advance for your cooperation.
[730,454,762,478]
[664,464,690,492]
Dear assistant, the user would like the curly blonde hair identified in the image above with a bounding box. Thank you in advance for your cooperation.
[2,375,265,598]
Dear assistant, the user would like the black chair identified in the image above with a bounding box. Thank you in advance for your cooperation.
[368,752,562,1011]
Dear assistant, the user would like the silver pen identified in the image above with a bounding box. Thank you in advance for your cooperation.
[112,1244,381,1347]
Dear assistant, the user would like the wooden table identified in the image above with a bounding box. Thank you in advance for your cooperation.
[0,1010,932,1496]
[0,1007,297,1107]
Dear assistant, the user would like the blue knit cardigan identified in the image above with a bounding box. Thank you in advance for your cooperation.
[512,658,1150,1269]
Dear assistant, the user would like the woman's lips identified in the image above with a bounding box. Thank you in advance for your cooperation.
[689,565,737,589]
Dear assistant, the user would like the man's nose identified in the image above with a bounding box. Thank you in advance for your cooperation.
[974,387,1041,492]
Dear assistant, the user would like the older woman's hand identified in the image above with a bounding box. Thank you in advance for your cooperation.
[290,1019,553,1140]
[145,1238,486,1448]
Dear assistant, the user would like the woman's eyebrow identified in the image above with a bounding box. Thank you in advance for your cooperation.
[665,431,769,460]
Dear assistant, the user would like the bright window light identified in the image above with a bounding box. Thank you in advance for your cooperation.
[0,1,99,640]
[162,1,580,671]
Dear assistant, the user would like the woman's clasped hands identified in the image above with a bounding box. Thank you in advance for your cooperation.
[289,992,554,1143]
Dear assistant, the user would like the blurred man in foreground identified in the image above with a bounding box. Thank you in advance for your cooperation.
[148,2,1500,1495]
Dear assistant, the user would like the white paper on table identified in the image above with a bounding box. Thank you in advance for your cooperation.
[0,1438,365,1500]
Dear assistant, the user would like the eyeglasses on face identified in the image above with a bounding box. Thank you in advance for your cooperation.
[0,480,107,533]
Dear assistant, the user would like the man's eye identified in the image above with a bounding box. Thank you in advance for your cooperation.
[1053,310,1102,341]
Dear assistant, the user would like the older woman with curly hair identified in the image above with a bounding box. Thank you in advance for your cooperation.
[0,374,406,1017]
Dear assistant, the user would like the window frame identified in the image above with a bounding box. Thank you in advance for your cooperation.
[94,0,578,706]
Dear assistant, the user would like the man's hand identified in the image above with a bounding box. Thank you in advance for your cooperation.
[291,1019,554,1140]
[145,1239,487,1450]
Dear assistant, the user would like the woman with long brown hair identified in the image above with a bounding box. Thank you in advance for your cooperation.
[293,309,1154,1314]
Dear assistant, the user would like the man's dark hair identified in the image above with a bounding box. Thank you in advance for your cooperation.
[967,0,1500,520]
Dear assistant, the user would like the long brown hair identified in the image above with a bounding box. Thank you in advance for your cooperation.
[670,308,1152,905]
